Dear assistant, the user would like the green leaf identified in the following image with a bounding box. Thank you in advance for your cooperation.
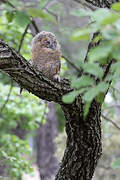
[96,82,109,92]
[14,11,30,27]
[27,8,56,23]
[5,11,14,23]
[92,9,110,22]
[83,87,99,102]
[62,91,79,104]
[71,9,92,17]
[115,19,120,30]
[112,2,120,12]
[83,63,104,78]
[72,28,90,41]
[101,13,120,25]
[112,62,120,70]
[72,21,100,42]
[96,93,105,103]
[71,75,94,89]
[83,82,109,102]
[88,42,113,62]
[112,46,120,61]
[92,34,103,43]
[104,74,114,81]
[102,28,119,40]
[111,62,120,77]
[84,102,91,118]
[112,159,120,169]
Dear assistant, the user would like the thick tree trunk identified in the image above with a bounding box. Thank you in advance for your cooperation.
[36,102,58,180]
[55,99,102,180]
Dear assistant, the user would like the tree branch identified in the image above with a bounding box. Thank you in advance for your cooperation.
[43,7,59,22]
[62,55,82,74]
[0,80,13,113]
[73,0,97,10]
[30,18,40,34]
[18,24,30,53]
[73,0,119,8]
[0,40,72,103]
[1,0,16,9]
[102,114,120,131]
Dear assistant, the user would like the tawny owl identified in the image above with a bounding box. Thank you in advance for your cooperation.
[30,31,61,81]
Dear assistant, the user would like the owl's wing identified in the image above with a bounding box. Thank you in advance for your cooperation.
[50,60,61,76]
[55,60,61,75]
[51,60,61,82]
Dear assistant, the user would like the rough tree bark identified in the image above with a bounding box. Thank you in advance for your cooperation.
[74,0,119,8]
[0,0,116,179]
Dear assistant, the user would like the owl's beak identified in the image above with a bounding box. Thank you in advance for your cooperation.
[49,43,56,50]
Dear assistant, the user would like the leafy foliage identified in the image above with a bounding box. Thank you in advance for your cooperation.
[63,2,120,111]
[0,84,47,130]
[27,8,56,23]
[0,83,47,178]
[0,134,33,178]
[13,11,30,27]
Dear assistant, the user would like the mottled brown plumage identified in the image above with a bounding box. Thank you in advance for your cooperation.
[30,31,61,81]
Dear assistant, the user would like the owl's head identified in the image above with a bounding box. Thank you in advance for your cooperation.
[32,31,60,51]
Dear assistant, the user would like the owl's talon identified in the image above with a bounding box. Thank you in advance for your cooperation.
[53,74,60,82]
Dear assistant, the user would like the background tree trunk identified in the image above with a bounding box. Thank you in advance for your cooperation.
[36,102,58,180]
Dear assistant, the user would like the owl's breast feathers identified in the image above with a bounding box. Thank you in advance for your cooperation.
[31,45,61,79]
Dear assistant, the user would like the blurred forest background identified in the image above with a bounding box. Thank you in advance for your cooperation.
[0,0,120,180]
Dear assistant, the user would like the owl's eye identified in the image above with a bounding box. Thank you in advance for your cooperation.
[46,41,50,44]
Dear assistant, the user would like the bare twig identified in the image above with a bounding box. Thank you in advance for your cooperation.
[44,7,58,22]
[84,32,100,62]
[98,164,111,170]
[42,0,58,9]
[42,0,59,23]
[62,55,82,74]
[1,0,16,8]
[104,105,120,109]
[111,86,120,94]
[73,0,81,3]
[31,18,40,34]
[0,80,13,113]
[18,24,30,53]
[102,114,120,131]
[102,60,113,81]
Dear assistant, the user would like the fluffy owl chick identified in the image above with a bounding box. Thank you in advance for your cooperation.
[30,31,61,81]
